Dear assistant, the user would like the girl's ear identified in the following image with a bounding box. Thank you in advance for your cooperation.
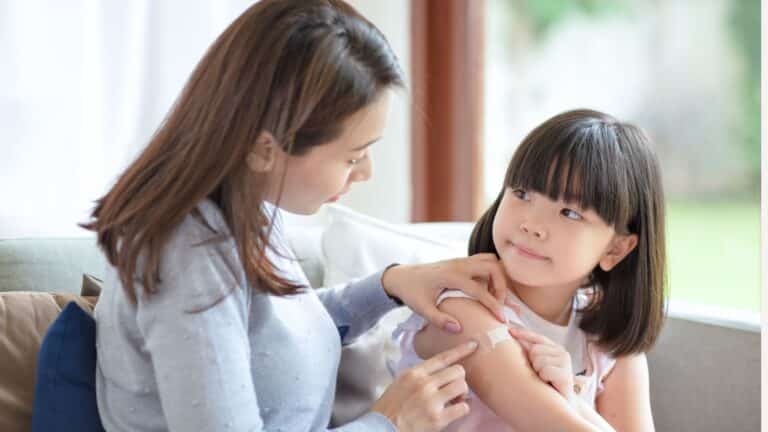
[599,234,639,271]
[246,132,279,173]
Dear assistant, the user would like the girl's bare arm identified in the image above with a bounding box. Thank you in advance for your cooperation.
[595,353,655,431]
[413,298,609,432]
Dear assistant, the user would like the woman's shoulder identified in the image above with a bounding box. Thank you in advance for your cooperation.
[137,200,244,308]
[157,200,236,269]
[166,199,230,249]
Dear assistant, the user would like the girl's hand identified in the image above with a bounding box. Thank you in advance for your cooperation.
[371,341,478,432]
[382,254,508,333]
[509,326,577,402]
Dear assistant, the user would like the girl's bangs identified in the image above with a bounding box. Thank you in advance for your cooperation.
[506,125,634,230]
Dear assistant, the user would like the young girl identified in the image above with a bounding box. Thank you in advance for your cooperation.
[392,109,666,431]
[83,1,510,431]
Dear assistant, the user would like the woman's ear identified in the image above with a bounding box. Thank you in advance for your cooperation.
[246,132,279,173]
[599,234,639,271]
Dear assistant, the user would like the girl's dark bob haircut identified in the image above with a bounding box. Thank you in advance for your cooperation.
[470,109,667,356]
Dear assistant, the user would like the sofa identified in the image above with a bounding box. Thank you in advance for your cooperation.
[0,204,759,431]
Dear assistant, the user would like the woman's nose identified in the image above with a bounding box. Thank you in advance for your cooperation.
[350,156,373,183]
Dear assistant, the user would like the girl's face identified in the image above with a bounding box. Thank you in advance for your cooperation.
[263,91,392,215]
[492,187,636,291]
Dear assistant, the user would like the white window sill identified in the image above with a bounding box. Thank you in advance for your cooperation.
[667,300,759,332]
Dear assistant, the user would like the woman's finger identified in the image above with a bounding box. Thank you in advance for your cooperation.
[471,286,506,323]
[430,364,466,388]
[447,274,506,323]
[437,379,470,405]
[440,402,471,428]
[467,258,508,304]
[469,253,499,262]
[419,304,465,334]
[420,341,478,375]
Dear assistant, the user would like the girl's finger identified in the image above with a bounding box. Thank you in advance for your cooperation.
[516,338,532,353]
[531,353,562,373]
[508,326,553,345]
[538,365,565,385]
[529,344,564,359]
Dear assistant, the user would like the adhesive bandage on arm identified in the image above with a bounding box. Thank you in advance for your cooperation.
[474,325,515,354]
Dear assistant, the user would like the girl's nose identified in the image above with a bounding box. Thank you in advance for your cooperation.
[519,221,547,240]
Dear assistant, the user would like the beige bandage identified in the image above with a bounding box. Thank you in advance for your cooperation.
[474,325,514,354]
[457,325,517,376]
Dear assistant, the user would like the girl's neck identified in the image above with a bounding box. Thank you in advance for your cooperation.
[508,279,579,326]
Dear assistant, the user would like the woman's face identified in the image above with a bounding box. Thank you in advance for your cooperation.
[263,91,392,215]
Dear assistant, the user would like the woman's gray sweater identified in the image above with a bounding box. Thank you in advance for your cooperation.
[94,200,399,431]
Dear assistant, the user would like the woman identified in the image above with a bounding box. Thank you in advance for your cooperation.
[83,1,508,431]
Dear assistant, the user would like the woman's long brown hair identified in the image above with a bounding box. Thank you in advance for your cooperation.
[81,0,404,303]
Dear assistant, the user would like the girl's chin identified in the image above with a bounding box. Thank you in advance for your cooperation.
[504,270,587,293]
[507,275,546,290]
[501,267,543,289]
[501,263,558,289]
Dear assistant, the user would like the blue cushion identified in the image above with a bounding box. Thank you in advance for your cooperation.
[31,301,104,431]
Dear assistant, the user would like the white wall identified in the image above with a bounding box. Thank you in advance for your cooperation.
[0,0,412,239]
[0,0,255,238]
[341,0,411,223]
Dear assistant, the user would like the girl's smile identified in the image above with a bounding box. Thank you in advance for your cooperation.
[509,242,550,261]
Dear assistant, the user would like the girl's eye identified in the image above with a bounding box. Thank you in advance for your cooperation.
[512,188,530,201]
[561,208,583,221]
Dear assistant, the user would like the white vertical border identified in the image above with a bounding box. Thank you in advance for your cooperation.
[761,0,766,430]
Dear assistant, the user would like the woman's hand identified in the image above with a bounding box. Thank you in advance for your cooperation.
[509,326,577,403]
[381,253,508,333]
[371,341,478,432]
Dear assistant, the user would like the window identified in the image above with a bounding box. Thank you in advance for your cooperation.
[483,0,760,312]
